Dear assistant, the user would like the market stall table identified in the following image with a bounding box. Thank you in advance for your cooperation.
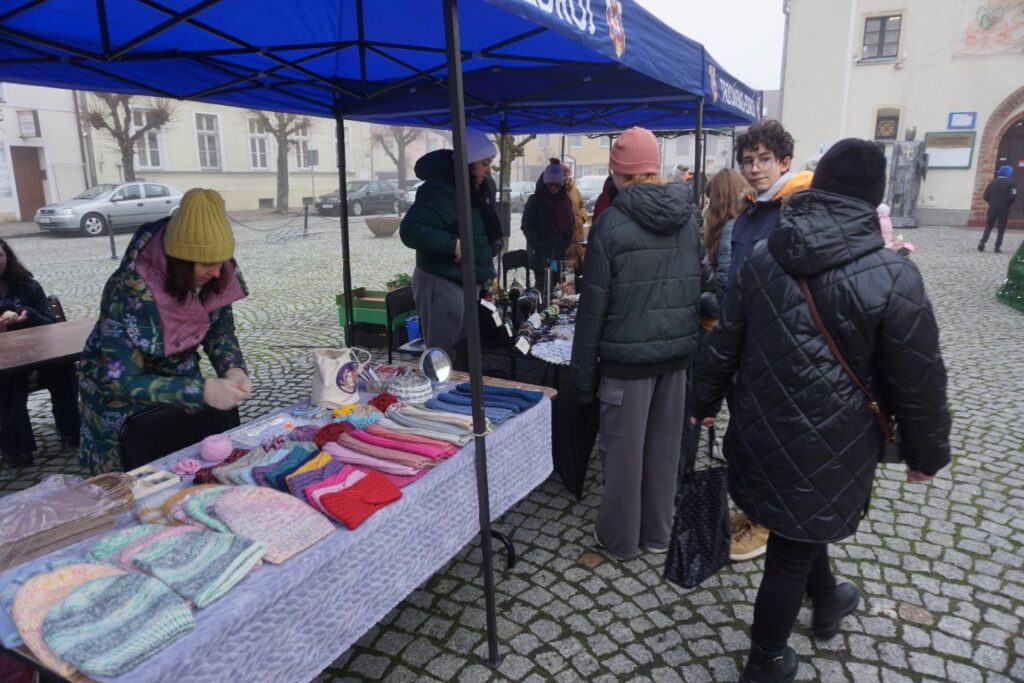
[2,382,553,683]
[0,318,95,378]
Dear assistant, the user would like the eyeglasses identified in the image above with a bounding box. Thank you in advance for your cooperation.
[739,156,777,170]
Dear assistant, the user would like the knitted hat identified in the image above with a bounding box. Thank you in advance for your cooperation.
[314,422,353,449]
[42,572,194,677]
[609,127,661,175]
[13,563,125,679]
[543,158,566,185]
[164,188,234,263]
[464,128,497,164]
[999,165,1014,178]
[128,528,265,608]
[212,486,335,564]
[318,469,402,530]
[811,138,887,206]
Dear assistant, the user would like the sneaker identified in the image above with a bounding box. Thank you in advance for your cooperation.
[978,242,985,252]
[730,512,769,561]
[641,544,668,554]
[593,530,634,561]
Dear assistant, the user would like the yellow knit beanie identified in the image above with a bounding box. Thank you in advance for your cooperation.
[163,188,234,262]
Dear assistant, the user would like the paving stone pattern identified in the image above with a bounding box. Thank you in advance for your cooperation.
[2,218,1022,682]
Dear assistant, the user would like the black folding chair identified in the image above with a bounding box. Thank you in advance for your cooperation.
[385,286,417,364]
[502,249,531,290]
[118,405,240,471]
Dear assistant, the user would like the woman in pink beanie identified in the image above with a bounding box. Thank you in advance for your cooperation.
[571,126,717,561]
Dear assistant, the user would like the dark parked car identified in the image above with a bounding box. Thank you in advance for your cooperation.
[508,181,534,212]
[35,182,183,236]
[315,180,402,216]
[398,180,426,213]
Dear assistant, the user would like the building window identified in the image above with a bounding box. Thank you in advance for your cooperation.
[599,136,611,148]
[292,124,315,169]
[862,15,901,61]
[247,118,270,170]
[537,134,549,148]
[569,135,583,148]
[874,108,901,142]
[132,109,163,169]
[194,113,221,171]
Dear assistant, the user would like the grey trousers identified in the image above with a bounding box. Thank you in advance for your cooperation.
[595,370,686,560]
[412,267,465,362]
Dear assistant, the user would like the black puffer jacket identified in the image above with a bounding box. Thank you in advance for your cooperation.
[691,190,951,542]
[571,182,710,400]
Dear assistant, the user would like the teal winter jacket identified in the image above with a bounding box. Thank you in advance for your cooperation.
[399,149,496,285]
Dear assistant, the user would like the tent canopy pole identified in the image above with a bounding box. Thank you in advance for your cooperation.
[335,109,355,346]
[443,0,503,669]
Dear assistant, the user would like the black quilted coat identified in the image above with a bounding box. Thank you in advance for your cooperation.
[571,182,708,401]
[691,190,951,542]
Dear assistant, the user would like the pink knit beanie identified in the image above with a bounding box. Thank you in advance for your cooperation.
[609,127,660,175]
[212,486,334,564]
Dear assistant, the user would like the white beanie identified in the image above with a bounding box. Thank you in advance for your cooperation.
[463,128,497,164]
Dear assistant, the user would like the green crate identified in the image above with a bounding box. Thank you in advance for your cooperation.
[335,288,388,327]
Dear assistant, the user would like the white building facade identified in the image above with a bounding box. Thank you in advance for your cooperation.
[781,0,1024,226]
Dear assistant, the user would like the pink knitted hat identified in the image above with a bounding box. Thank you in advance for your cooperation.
[609,127,660,175]
[212,486,334,564]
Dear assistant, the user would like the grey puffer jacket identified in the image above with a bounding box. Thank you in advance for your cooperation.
[571,181,710,401]
[691,190,951,543]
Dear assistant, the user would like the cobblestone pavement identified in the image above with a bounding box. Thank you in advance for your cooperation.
[2,219,1022,682]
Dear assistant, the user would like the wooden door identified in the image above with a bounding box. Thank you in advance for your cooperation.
[996,117,1024,222]
[11,146,45,220]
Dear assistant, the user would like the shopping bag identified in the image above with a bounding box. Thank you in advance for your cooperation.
[310,347,371,408]
[664,426,730,589]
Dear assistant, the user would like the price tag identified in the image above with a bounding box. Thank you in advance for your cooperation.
[491,310,503,327]
[504,321,513,337]
[528,312,542,328]
[515,336,531,354]
[480,299,497,312]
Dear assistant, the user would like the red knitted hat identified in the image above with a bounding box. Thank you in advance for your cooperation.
[313,422,353,449]
[319,470,401,530]
[609,127,660,175]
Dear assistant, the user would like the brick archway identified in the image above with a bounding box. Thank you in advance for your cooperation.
[970,86,1024,226]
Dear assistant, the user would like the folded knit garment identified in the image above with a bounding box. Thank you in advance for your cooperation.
[128,528,266,608]
[192,448,250,484]
[445,389,526,413]
[426,397,516,424]
[318,469,402,530]
[322,441,423,477]
[303,465,366,512]
[285,451,345,499]
[335,432,435,470]
[399,404,480,430]
[212,486,334,564]
[181,487,232,533]
[385,411,475,440]
[89,524,168,562]
[347,427,456,461]
[210,447,266,485]
[14,563,125,679]
[455,383,544,408]
[375,417,469,447]
[333,404,384,430]
[312,422,354,449]
[363,424,459,458]
[287,424,321,442]
[42,572,194,677]
[230,445,292,487]
[264,442,319,491]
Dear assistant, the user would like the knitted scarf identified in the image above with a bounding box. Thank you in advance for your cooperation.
[535,184,575,234]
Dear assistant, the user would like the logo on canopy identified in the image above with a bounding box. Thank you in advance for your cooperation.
[707,63,759,119]
[708,64,719,103]
[607,0,626,57]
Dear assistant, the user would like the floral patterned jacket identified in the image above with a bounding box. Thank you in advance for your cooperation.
[78,220,247,473]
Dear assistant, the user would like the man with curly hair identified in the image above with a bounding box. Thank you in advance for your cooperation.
[720,120,813,563]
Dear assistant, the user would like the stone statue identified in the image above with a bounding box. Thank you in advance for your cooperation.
[887,127,929,229]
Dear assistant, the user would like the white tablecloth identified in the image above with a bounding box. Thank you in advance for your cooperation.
[92,397,552,683]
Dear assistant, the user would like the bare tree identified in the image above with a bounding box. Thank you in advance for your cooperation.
[249,111,313,213]
[84,93,174,182]
[373,125,423,187]
[495,133,535,192]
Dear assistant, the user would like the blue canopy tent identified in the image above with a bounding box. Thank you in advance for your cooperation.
[0,0,759,670]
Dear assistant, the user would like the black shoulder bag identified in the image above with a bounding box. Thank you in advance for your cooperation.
[798,279,901,464]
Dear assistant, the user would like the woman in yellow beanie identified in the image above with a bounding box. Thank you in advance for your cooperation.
[78,188,252,473]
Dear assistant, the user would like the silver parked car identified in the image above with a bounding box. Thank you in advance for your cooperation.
[35,182,183,236]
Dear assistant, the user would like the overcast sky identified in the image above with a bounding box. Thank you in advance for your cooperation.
[635,0,786,91]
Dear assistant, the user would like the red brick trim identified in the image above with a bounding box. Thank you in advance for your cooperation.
[970,87,1024,224]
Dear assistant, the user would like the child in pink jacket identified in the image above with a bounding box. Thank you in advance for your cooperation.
[878,203,914,256]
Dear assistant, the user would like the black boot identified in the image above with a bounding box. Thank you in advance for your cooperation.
[1,451,34,468]
[978,241,985,252]
[812,581,861,640]
[740,642,798,683]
